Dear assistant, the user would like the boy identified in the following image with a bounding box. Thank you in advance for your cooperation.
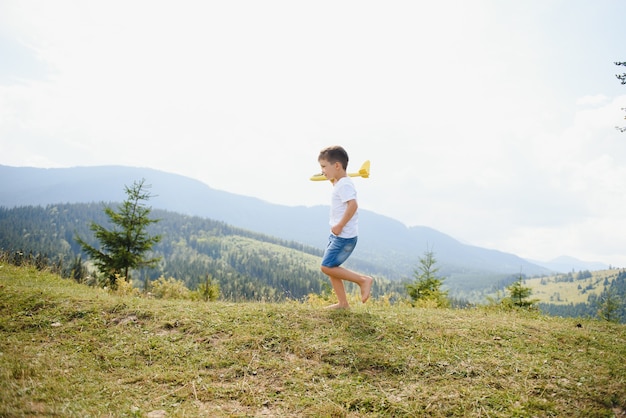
[318,145,373,309]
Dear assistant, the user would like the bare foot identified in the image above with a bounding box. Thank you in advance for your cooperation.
[325,303,350,310]
[361,276,373,303]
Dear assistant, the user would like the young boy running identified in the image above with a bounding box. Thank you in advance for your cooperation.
[317,145,373,309]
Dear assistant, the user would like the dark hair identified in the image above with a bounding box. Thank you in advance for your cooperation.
[318,145,349,170]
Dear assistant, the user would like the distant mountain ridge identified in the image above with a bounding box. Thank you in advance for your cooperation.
[529,256,609,273]
[2,164,591,287]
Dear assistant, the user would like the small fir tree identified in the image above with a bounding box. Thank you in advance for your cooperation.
[406,249,449,308]
[76,179,161,288]
[596,286,623,323]
[505,275,538,309]
[68,255,88,283]
[197,273,220,301]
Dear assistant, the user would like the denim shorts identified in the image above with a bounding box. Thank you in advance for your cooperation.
[321,234,358,268]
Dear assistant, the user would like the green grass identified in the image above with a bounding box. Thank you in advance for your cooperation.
[1,264,626,417]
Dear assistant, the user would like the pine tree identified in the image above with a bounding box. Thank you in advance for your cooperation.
[406,249,449,307]
[596,286,622,323]
[197,273,220,301]
[506,275,538,309]
[76,179,162,288]
[69,255,88,283]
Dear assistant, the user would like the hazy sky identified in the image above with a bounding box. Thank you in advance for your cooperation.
[1,1,626,266]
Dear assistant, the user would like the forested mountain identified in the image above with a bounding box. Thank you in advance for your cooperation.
[0,164,562,291]
[0,203,406,301]
[2,203,623,320]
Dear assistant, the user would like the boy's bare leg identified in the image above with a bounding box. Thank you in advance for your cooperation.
[321,266,373,304]
[326,276,349,308]
[361,275,373,303]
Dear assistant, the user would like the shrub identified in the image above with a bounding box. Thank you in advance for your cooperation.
[150,276,191,300]
[192,274,220,302]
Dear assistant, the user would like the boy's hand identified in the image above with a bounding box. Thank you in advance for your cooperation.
[331,224,343,236]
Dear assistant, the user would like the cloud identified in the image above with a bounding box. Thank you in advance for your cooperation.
[1,1,626,266]
[576,94,609,107]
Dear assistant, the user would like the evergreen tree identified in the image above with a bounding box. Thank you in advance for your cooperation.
[196,273,220,301]
[505,275,538,309]
[68,255,88,283]
[596,286,623,323]
[406,249,449,307]
[76,179,162,288]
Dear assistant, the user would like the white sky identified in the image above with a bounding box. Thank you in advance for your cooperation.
[1,0,626,266]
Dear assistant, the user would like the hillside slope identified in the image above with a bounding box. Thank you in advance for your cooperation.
[1,264,625,417]
[0,164,553,284]
[0,203,410,300]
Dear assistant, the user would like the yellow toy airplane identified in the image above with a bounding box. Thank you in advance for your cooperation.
[310,160,371,181]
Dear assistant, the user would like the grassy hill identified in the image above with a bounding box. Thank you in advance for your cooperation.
[526,269,620,305]
[1,264,625,417]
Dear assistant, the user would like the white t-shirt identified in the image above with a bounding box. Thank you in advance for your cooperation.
[329,176,358,238]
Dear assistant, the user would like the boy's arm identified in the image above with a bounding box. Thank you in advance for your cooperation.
[331,199,358,236]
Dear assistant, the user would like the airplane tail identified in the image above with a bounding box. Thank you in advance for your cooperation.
[356,160,370,178]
